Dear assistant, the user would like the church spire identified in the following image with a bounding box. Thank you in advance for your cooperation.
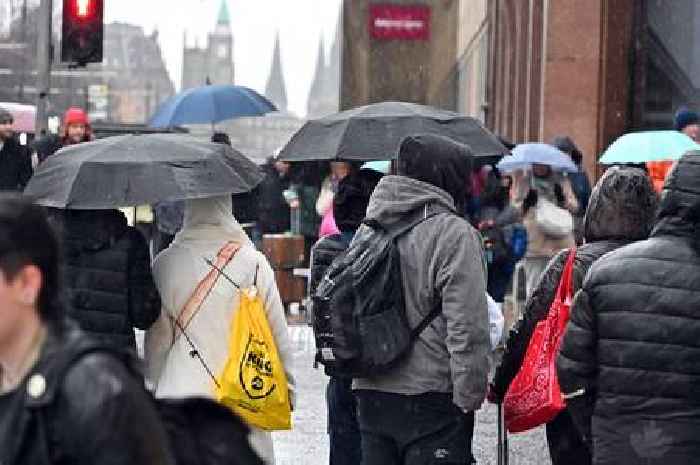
[217,0,230,25]
[307,37,328,117]
[265,33,288,112]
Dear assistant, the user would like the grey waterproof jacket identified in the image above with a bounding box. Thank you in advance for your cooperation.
[353,176,490,412]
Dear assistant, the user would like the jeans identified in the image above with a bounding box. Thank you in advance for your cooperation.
[327,377,361,465]
[355,390,476,465]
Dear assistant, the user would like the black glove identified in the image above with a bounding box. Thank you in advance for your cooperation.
[523,189,538,214]
[554,183,566,206]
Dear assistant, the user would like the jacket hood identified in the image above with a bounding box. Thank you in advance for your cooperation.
[365,175,456,230]
[63,209,128,251]
[584,166,658,242]
[652,151,700,251]
[172,195,253,247]
[396,134,472,212]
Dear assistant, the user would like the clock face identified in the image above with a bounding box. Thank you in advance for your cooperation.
[217,44,228,59]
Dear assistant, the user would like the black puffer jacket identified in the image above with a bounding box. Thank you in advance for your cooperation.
[0,321,174,465]
[0,136,32,191]
[557,154,700,465]
[60,210,161,349]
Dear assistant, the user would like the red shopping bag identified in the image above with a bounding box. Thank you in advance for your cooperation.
[503,247,576,433]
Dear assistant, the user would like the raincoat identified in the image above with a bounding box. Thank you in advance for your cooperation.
[144,196,293,465]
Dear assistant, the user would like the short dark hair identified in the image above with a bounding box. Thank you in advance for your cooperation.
[0,196,61,323]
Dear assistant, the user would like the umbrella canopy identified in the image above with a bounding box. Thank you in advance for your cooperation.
[0,102,35,133]
[277,101,507,163]
[599,130,700,164]
[24,133,263,209]
[497,143,578,173]
[149,84,277,128]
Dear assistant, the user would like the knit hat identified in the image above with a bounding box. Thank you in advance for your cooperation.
[63,107,89,127]
[674,107,699,131]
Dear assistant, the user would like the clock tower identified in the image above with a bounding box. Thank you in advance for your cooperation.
[208,0,235,84]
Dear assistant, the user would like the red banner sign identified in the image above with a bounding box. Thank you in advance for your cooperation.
[369,4,431,41]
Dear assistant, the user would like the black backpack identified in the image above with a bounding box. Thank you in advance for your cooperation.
[315,206,447,378]
[36,340,263,465]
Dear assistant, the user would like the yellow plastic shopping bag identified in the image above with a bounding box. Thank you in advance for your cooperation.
[215,288,292,431]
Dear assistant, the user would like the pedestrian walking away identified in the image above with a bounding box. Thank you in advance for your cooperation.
[0,196,175,465]
[58,208,162,351]
[0,107,32,192]
[490,167,658,465]
[557,151,700,465]
[309,168,383,465]
[144,195,295,464]
[353,134,490,465]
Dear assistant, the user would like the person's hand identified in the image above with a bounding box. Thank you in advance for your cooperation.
[522,189,538,214]
[554,183,566,205]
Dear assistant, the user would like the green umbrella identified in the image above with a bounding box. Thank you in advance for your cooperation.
[599,131,700,164]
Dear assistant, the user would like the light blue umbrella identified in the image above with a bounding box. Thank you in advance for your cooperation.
[497,143,577,173]
[361,160,391,174]
[149,84,276,128]
[599,131,700,164]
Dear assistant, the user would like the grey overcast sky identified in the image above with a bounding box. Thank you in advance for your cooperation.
[104,0,342,117]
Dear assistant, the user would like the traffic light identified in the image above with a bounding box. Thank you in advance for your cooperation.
[61,0,104,65]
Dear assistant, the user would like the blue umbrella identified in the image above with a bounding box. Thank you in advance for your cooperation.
[497,143,577,173]
[599,131,700,164]
[149,84,277,128]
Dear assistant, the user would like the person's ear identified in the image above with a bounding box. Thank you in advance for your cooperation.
[10,265,42,307]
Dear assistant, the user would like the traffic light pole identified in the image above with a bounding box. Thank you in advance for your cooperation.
[35,0,53,135]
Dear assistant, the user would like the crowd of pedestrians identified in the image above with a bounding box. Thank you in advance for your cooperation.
[0,99,699,465]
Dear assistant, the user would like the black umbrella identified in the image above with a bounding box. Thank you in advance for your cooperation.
[278,101,507,163]
[24,133,263,209]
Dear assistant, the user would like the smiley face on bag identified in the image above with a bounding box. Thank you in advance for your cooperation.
[240,335,277,399]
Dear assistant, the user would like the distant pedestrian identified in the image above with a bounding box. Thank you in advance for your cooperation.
[316,161,352,237]
[674,106,700,142]
[34,107,93,164]
[353,134,490,465]
[557,152,700,465]
[491,167,658,465]
[144,195,294,464]
[512,162,579,297]
[309,169,382,465]
[257,157,292,234]
[552,136,591,244]
[0,196,174,465]
[0,107,32,192]
[59,208,161,350]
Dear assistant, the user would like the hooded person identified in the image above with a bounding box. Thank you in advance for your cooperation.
[144,195,293,465]
[490,167,658,465]
[352,134,490,465]
[557,152,700,465]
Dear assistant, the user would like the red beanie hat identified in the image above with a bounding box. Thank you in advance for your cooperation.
[63,107,89,126]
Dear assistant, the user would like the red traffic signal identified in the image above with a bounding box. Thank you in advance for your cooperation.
[62,0,103,65]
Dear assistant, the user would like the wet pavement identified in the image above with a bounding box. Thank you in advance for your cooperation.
[273,325,551,465]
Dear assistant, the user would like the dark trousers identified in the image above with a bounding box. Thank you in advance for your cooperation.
[356,390,476,465]
[327,377,361,465]
[546,411,592,465]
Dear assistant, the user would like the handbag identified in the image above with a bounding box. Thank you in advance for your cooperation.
[503,247,576,433]
[535,198,573,238]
